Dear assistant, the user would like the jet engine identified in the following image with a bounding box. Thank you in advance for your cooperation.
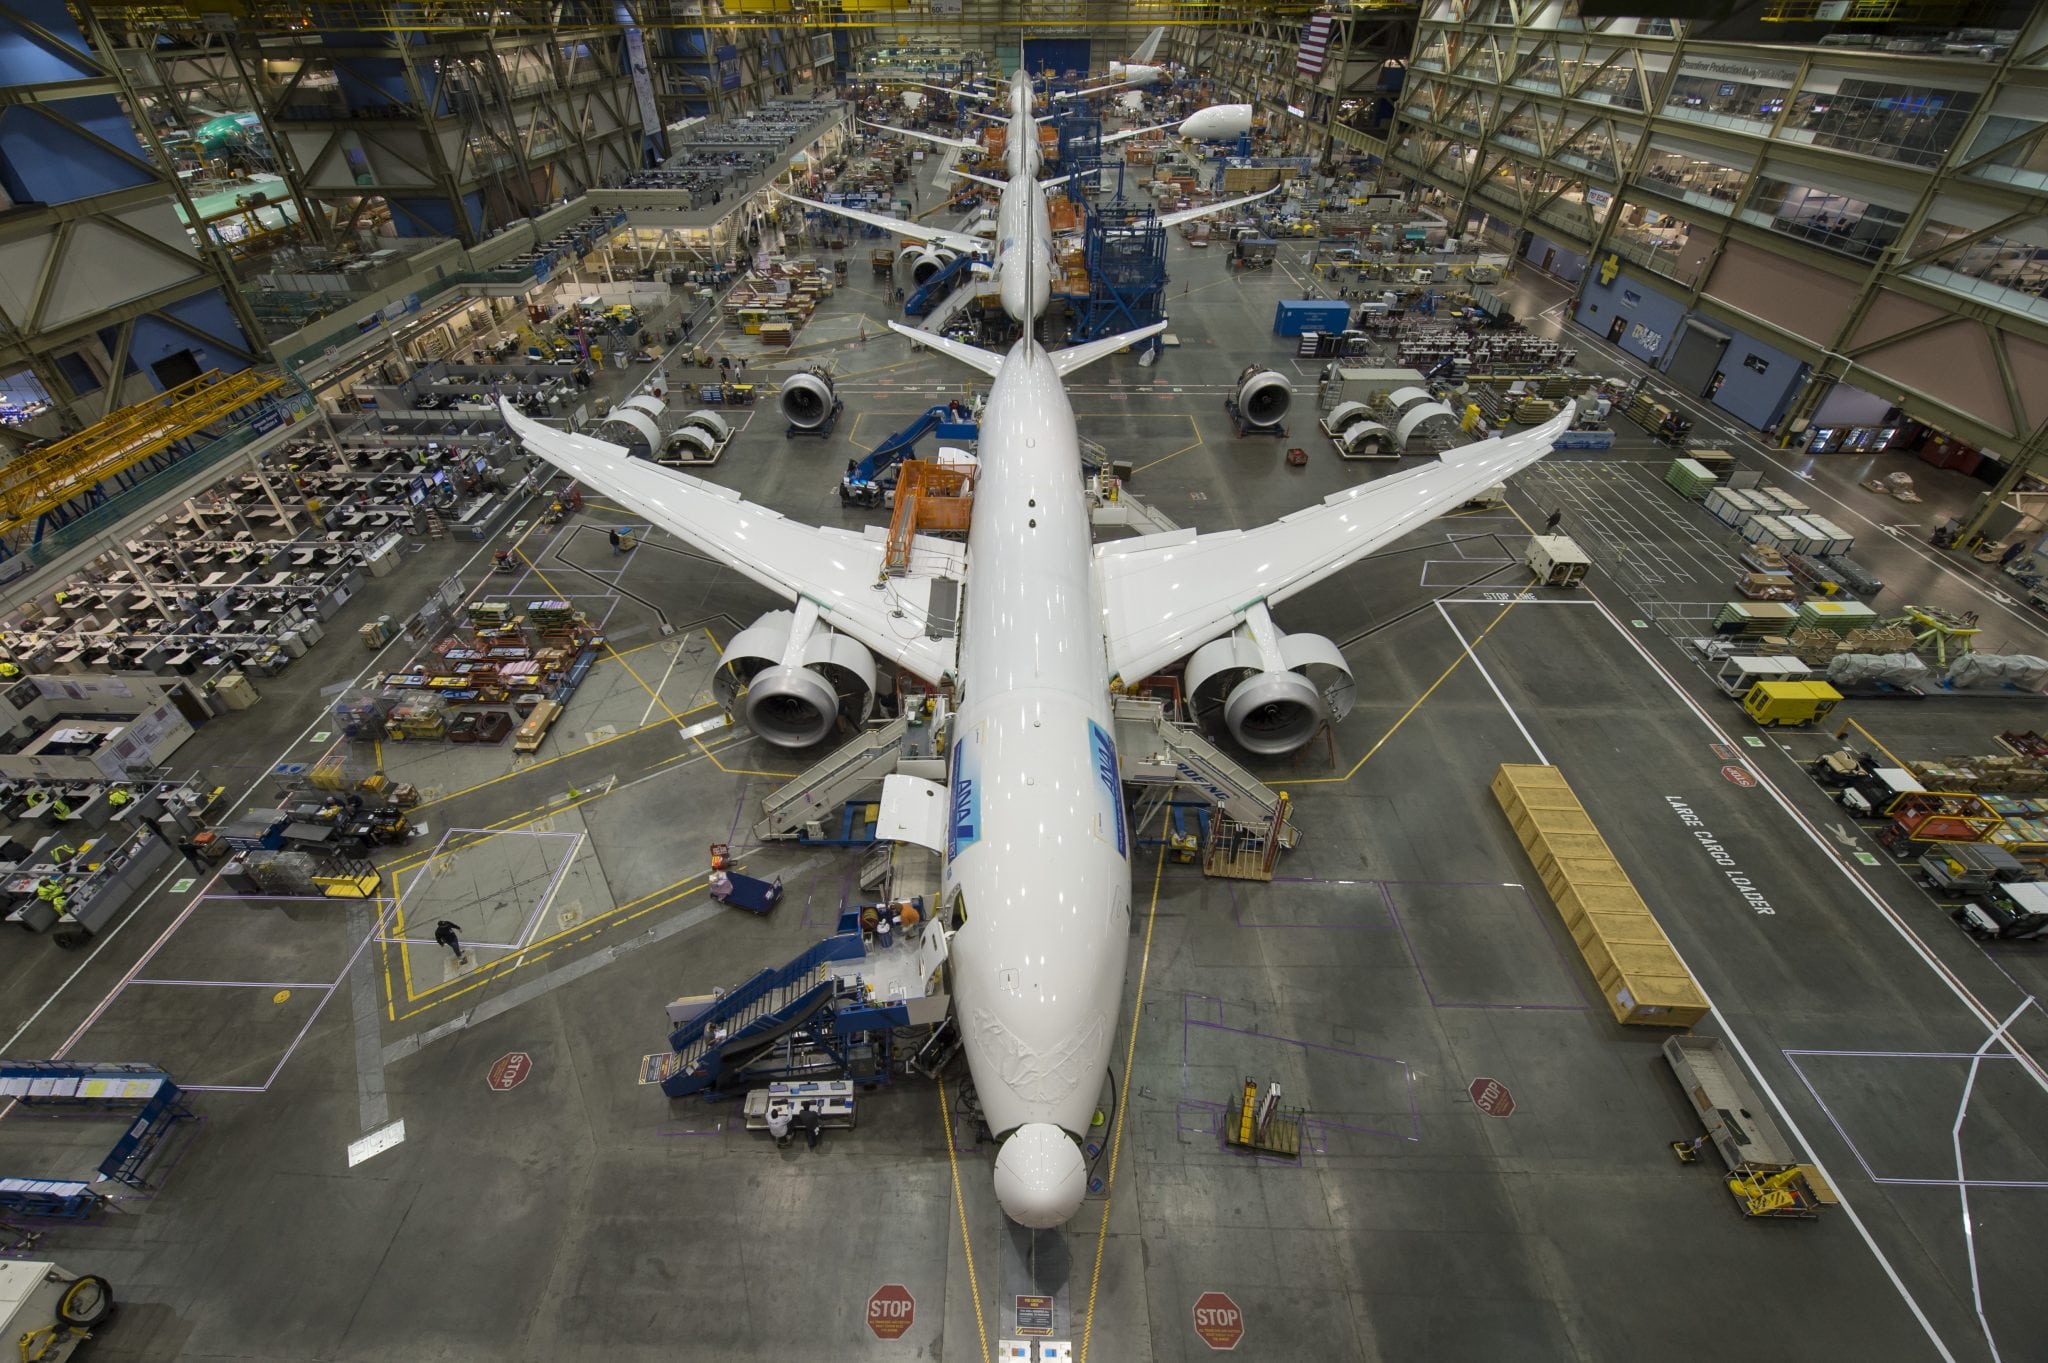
[778,370,838,432]
[1232,365,1292,430]
[897,244,958,286]
[661,409,731,463]
[1185,615,1356,756]
[714,609,878,748]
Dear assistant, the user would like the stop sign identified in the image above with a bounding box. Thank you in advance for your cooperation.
[1469,1076,1515,1117]
[1193,1291,1244,1350]
[487,1052,532,1091]
[867,1283,914,1340]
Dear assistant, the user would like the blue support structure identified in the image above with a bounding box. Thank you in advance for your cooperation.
[1068,200,1168,344]
[839,405,976,504]
[649,911,914,1099]
[0,1060,195,1216]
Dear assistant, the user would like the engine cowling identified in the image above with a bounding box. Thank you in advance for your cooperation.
[779,371,837,431]
[714,610,877,748]
[1185,624,1356,756]
[899,245,957,286]
[1234,366,1292,429]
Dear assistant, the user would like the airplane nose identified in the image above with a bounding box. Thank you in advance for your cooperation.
[993,1123,1088,1228]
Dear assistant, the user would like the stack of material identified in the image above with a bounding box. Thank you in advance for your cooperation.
[1946,654,2048,692]
[1884,471,1921,502]
[1490,763,1710,1028]
[1796,599,1880,634]
[1716,601,1799,635]
[1626,390,1672,429]
[1786,623,1918,664]
[1913,756,2048,795]
[1824,653,1930,690]
[1666,458,1718,499]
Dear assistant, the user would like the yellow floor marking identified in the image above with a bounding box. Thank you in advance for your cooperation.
[937,1070,993,1363]
[1080,843,1166,1363]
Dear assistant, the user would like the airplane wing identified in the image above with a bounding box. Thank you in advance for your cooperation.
[1155,186,1280,228]
[906,80,996,104]
[499,402,960,683]
[1092,410,1571,683]
[859,119,981,152]
[776,191,985,255]
[1100,121,1179,146]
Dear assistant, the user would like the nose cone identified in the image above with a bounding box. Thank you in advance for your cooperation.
[993,1123,1088,1228]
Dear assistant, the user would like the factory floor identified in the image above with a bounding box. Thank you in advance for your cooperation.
[1,216,2044,1363]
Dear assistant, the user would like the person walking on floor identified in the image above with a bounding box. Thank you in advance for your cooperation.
[176,837,210,871]
[609,528,623,554]
[434,919,469,966]
[1544,509,1563,533]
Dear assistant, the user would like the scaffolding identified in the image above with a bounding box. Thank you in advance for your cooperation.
[1069,200,1168,343]
[0,368,285,549]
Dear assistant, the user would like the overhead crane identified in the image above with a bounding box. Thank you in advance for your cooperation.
[0,367,285,553]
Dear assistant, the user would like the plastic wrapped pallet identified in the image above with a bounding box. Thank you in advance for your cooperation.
[1826,653,1929,690]
[1705,487,1760,527]
[1946,653,2048,692]
[1665,458,1718,499]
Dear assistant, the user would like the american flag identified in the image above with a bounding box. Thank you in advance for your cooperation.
[1298,14,1333,78]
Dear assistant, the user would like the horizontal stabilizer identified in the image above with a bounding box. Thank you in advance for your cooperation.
[887,322,1005,377]
[1050,322,1168,377]
[954,169,1006,189]
[1156,185,1280,229]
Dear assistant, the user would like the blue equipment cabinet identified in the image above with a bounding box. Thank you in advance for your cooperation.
[1275,300,1352,336]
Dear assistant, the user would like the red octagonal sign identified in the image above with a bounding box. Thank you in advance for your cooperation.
[487,1052,532,1092]
[1470,1076,1515,1117]
[1193,1291,1245,1351]
[1721,764,1758,788]
[867,1283,914,1340]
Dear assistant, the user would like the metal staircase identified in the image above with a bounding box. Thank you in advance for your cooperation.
[643,928,866,1098]
[1090,486,1180,536]
[754,716,909,842]
[920,275,990,333]
[1112,695,1296,834]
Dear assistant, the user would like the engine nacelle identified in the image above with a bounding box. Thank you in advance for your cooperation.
[1233,366,1292,429]
[714,609,877,748]
[900,245,957,286]
[1185,622,1355,756]
[779,370,838,431]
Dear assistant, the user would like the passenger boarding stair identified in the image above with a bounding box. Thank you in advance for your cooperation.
[920,276,989,333]
[1113,694,1297,838]
[641,910,951,1099]
[754,716,909,841]
[905,253,977,316]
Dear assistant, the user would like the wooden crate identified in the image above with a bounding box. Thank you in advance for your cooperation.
[1512,804,1602,846]
[1491,763,1572,807]
[1605,974,1711,1027]
[1555,881,1654,930]
[1530,834,1617,882]
[1570,908,1669,955]
[1540,855,1635,905]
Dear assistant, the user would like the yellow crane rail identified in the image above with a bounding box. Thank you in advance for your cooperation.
[0,367,284,538]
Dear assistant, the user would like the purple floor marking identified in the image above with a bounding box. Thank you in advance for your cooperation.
[1180,992,1421,1144]
[1233,876,1397,930]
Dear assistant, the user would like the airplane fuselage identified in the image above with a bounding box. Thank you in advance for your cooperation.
[942,333,1132,1219]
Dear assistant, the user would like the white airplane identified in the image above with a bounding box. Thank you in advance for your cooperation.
[1180,102,1254,142]
[501,68,1567,1229]
[793,96,1271,310]
[1053,26,1171,101]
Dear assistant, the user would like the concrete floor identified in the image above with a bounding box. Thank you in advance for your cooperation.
[1,207,2045,1363]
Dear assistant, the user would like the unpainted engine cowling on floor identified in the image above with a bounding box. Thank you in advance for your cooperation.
[714,610,878,748]
[778,370,837,431]
[1233,365,1293,430]
[1185,623,1356,756]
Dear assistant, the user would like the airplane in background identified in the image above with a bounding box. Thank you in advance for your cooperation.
[1052,25,1171,101]
[1179,102,1254,142]
[501,66,1567,1229]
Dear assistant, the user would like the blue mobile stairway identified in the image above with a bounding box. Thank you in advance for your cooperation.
[904,252,977,316]
[840,405,978,505]
[641,912,922,1099]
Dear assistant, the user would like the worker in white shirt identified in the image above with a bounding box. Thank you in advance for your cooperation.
[767,1105,792,1148]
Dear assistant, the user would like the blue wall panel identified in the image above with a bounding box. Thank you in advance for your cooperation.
[1574,265,1686,365]
[1523,233,1586,284]
[1710,327,1805,431]
[1023,40,1090,79]
[0,0,95,85]
[0,97,153,205]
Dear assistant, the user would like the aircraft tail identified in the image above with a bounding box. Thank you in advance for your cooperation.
[1131,25,1165,64]
[1155,185,1281,229]
[1050,322,1168,377]
[887,322,1004,377]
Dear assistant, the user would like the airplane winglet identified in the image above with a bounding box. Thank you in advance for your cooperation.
[1049,322,1168,377]
[887,322,1005,377]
